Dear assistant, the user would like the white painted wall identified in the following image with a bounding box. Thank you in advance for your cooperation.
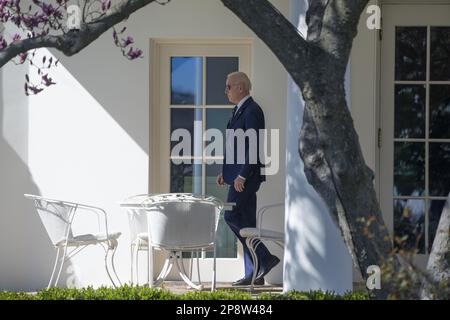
[0,23,54,291]
[0,0,288,290]
[284,0,353,294]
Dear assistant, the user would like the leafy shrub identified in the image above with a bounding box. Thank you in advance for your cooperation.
[0,285,369,300]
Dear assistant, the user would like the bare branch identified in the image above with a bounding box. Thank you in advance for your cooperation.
[0,0,158,68]
[220,0,309,86]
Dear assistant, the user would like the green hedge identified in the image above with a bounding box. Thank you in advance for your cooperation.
[0,285,369,300]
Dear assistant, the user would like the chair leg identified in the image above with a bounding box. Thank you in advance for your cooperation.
[154,252,173,287]
[187,251,201,285]
[212,245,216,292]
[175,251,203,290]
[246,237,259,291]
[162,259,174,280]
[145,244,150,286]
[103,245,115,288]
[130,244,134,286]
[104,241,121,288]
[188,251,193,281]
[109,241,122,287]
[179,252,200,289]
[53,245,69,288]
[196,250,201,285]
[135,245,140,285]
[48,247,62,289]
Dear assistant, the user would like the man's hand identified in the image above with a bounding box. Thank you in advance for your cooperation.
[234,176,246,192]
[216,173,225,186]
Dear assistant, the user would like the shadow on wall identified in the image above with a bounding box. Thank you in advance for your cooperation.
[0,67,71,291]
[284,82,322,287]
[284,78,352,292]
[45,34,149,155]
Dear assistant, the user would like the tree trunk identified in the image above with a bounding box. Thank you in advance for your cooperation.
[221,0,401,299]
[299,63,396,299]
[421,193,450,299]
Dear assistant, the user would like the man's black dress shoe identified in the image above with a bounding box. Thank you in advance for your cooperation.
[232,276,264,286]
[256,255,280,279]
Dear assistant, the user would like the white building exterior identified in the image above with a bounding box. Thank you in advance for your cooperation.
[1,0,449,293]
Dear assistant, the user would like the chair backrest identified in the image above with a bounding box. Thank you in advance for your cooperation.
[121,194,151,242]
[24,194,76,246]
[141,194,222,250]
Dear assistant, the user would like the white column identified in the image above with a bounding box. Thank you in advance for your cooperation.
[284,0,353,294]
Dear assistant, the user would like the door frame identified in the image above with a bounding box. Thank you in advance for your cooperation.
[378,2,450,263]
[149,38,253,281]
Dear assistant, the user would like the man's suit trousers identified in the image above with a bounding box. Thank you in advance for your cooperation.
[224,177,272,278]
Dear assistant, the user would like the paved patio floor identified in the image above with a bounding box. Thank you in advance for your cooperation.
[161,281,283,295]
[161,281,367,295]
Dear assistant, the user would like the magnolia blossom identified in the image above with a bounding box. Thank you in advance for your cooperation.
[0,0,144,95]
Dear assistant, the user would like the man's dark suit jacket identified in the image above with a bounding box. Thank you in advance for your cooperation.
[222,97,266,185]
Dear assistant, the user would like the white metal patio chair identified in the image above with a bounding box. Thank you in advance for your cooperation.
[120,194,153,286]
[24,194,122,288]
[121,193,223,291]
[239,203,284,290]
[121,194,203,287]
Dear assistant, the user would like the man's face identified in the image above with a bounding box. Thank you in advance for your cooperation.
[225,77,242,105]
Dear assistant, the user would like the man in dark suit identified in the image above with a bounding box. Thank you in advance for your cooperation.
[216,72,279,286]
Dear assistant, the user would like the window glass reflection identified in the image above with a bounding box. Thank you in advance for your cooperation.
[429,143,450,197]
[394,142,425,196]
[205,164,227,201]
[171,57,203,105]
[431,27,450,81]
[206,57,239,105]
[395,27,427,81]
[395,85,425,139]
[430,85,450,139]
[170,162,202,194]
[394,199,425,254]
[429,200,446,253]
[205,108,232,158]
[170,109,202,157]
[205,164,237,258]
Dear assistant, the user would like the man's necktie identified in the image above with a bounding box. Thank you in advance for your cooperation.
[227,106,238,127]
[227,106,237,127]
[231,105,238,119]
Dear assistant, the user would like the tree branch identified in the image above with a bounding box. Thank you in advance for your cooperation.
[318,0,369,66]
[220,0,309,86]
[0,0,157,68]
[306,0,329,41]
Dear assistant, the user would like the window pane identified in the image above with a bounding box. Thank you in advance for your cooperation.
[170,108,202,157]
[171,57,203,105]
[429,143,450,197]
[395,85,426,139]
[394,199,425,254]
[431,27,450,81]
[206,164,227,201]
[205,108,232,157]
[206,57,239,105]
[429,200,446,253]
[170,162,202,194]
[205,164,237,258]
[205,214,237,258]
[394,142,425,196]
[395,27,427,81]
[430,85,450,139]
